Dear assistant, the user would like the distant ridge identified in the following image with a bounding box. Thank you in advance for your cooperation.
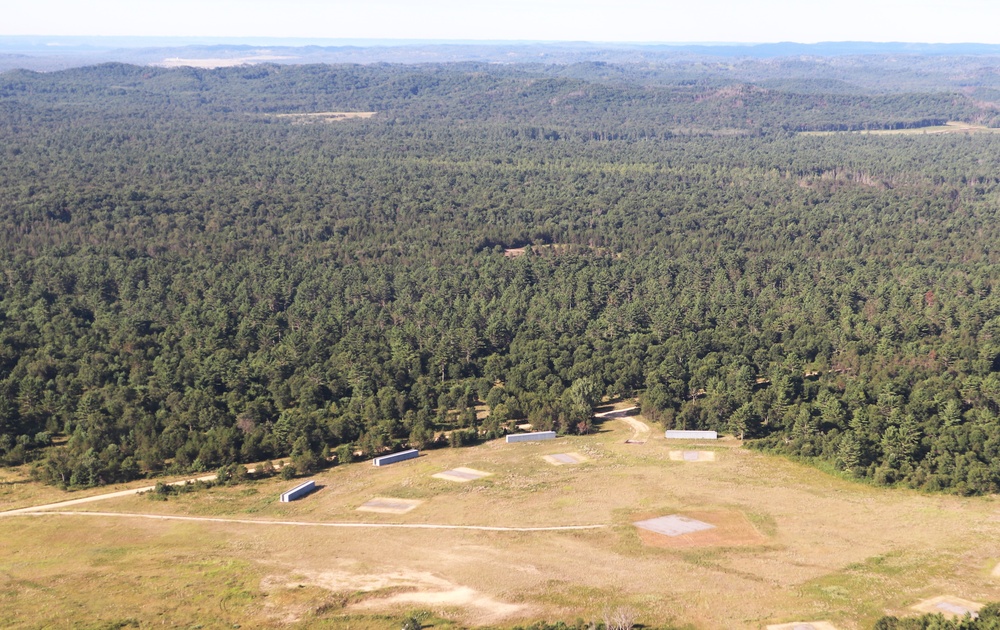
[4,37,1000,71]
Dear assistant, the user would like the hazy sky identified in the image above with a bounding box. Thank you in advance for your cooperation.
[6,0,1000,44]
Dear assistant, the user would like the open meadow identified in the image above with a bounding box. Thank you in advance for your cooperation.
[2,410,1000,630]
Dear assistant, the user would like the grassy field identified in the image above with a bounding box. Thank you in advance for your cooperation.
[2,408,1000,629]
[801,121,1000,136]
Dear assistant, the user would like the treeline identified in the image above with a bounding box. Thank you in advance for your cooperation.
[875,603,1000,628]
[2,62,1000,492]
[2,61,998,133]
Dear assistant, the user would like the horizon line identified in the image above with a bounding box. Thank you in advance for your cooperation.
[3,36,1000,48]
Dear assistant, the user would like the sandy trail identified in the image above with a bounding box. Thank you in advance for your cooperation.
[9,511,606,531]
[619,417,651,443]
[595,406,650,443]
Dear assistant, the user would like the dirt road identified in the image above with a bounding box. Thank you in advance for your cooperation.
[595,406,651,443]
[13,510,606,531]
[0,474,217,516]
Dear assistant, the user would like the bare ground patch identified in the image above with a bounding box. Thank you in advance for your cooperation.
[263,568,532,625]
[766,622,839,630]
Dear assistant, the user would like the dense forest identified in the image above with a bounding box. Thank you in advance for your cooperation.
[3,60,1000,493]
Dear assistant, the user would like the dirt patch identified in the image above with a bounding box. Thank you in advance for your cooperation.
[993,562,1000,577]
[911,595,983,618]
[504,247,526,258]
[263,568,531,624]
[766,622,838,630]
[633,510,767,548]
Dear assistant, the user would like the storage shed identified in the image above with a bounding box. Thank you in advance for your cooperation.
[280,480,316,502]
[506,431,557,443]
[373,448,419,467]
[665,430,718,439]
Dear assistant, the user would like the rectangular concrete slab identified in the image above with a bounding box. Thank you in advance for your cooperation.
[669,451,717,462]
[634,514,715,537]
[766,623,838,630]
[912,596,983,618]
[356,498,423,514]
[937,602,976,616]
[543,452,587,465]
[665,430,718,439]
[432,467,493,483]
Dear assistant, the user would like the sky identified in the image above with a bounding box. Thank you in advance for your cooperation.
[5,0,1000,44]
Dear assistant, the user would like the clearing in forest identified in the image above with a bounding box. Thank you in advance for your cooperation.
[275,111,377,123]
[6,413,1000,630]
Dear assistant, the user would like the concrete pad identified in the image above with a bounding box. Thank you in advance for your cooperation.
[669,450,717,462]
[634,514,715,537]
[356,498,423,514]
[542,452,587,466]
[766,623,838,630]
[911,595,983,618]
[432,467,493,483]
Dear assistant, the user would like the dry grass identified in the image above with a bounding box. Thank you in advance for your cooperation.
[4,420,1000,629]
